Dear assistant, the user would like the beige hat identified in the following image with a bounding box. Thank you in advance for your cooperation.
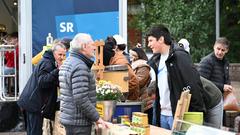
[113,34,126,45]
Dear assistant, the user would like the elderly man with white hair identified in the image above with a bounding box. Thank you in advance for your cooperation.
[59,33,108,135]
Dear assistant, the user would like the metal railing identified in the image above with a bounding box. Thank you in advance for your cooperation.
[0,44,18,101]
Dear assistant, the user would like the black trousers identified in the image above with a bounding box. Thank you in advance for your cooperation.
[26,111,43,135]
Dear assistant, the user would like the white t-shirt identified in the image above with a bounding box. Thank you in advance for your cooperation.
[157,52,172,116]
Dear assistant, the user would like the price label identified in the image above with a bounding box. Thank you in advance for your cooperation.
[96,103,104,117]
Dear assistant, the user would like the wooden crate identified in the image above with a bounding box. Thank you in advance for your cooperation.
[103,71,129,93]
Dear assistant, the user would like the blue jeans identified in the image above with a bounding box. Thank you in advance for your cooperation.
[4,67,15,93]
[160,115,174,130]
[4,66,15,75]
[152,101,157,125]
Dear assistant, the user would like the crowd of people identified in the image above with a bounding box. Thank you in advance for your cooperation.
[16,24,233,135]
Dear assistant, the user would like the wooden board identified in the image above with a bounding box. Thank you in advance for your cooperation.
[150,125,172,135]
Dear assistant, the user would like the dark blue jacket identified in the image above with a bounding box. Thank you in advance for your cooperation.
[17,50,59,120]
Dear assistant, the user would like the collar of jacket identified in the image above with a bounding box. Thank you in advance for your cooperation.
[168,43,184,58]
[149,44,177,63]
[148,43,186,68]
[210,52,227,62]
[70,51,94,69]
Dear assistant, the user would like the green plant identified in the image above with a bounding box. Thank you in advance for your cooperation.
[130,0,216,63]
[96,80,123,101]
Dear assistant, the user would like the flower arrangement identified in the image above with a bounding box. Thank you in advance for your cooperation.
[96,80,123,101]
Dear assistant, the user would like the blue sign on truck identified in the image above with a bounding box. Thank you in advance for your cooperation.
[55,11,119,40]
[32,0,119,56]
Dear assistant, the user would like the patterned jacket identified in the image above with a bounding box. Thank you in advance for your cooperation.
[131,59,151,97]
[59,51,99,126]
[110,52,140,100]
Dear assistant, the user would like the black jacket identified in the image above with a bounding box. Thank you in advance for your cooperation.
[198,52,230,93]
[17,50,59,120]
[148,45,206,126]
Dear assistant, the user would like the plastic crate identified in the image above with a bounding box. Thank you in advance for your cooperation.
[113,102,143,120]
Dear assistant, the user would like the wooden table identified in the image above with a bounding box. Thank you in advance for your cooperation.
[150,125,172,135]
[98,123,172,135]
[53,114,172,135]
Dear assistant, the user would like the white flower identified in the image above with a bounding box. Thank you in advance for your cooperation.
[96,80,123,101]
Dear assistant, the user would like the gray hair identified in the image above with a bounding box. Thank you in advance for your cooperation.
[215,37,230,49]
[70,33,93,52]
[52,43,66,52]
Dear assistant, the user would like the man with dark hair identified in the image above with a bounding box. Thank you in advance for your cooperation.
[147,24,206,129]
[198,37,232,93]
[61,37,72,57]
[198,37,232,126]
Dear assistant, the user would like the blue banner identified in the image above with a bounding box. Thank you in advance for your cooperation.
[55,11,119,40]
[32,0,119,56]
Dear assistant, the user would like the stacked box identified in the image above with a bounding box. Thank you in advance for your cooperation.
[234,116,240,132]
[132,112,148,125]
[97,124,138,135]
[130,123,150,135]
[131,112,150,135]
[118,115,130,125]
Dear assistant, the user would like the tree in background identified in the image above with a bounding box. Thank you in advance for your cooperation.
[220,0,240,62]
[130,0,240,63]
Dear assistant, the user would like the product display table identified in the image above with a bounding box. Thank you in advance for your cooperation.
[150,125,172,135]
[53,111,172,135]
[97,122,172,135]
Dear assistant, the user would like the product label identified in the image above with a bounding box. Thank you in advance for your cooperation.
[96,103,104,117]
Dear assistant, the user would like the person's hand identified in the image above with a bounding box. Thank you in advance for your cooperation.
[224,84,233,92]
[144,100,153,111]
[95,118,109,129]
[143,97,154,111]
